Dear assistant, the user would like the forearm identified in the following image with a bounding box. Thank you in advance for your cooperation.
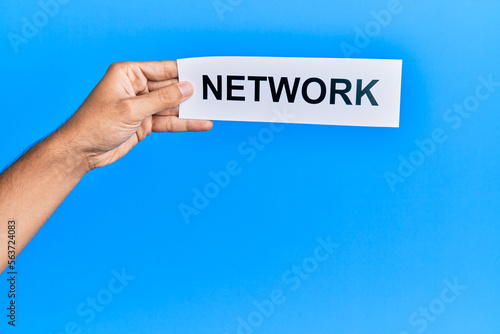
[0,61,206,273]
[0,129,89,272]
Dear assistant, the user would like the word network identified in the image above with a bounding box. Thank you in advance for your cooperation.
[202,75,380,106]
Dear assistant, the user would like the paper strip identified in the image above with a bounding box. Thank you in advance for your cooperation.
[178,57,402,127]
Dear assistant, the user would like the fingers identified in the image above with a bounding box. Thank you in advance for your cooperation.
[152,116,213,133]
[148,78,179,92]
[106,61,178,96]
[155,106,179,116]
[133,82,193,117]
[134,60,178,81]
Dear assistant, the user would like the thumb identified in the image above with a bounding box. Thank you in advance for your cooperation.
[132,82,193,118]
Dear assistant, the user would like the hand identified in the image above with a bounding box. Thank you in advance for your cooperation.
[0,61,212,271]
[57,60,213,171]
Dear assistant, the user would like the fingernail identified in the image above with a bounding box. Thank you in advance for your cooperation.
[178,82,193,98]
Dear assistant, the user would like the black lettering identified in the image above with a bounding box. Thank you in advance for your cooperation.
[227,75,245,101]
[269,77,300,103]
[203,75,222,100]
[302,78,327,104]
[330,79,353,105]
[248,76,267,101]
[356,79,379,106]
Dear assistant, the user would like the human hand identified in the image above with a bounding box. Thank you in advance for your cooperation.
[56,60,212,171]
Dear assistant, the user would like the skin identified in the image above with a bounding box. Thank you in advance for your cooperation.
[0,61,212,272]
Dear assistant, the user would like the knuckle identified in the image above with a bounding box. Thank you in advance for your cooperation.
[157,87,178,105]
[108,61,132,73]
[165,118,174,132]
[121,61,134,72]
[117,99,135,118]
[108,62,122,72]
[163,61,173,78]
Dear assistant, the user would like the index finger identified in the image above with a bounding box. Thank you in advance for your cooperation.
[134,60,178,81]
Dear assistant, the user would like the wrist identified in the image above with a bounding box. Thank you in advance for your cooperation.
[44,129,93,179]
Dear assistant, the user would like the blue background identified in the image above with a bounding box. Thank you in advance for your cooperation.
[1,0,499,333]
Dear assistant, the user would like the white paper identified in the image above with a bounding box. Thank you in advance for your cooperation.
[178,57,402,127]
